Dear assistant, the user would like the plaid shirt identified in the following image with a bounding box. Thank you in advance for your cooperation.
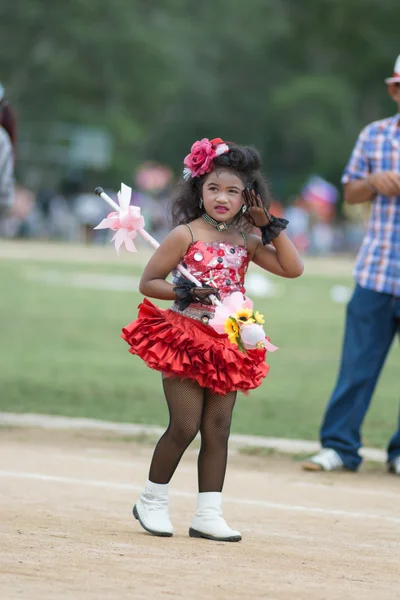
[342,113,400,296]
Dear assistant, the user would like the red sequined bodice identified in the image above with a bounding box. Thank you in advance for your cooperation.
[181,240,249,300]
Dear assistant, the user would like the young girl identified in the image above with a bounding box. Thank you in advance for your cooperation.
[122,138,303,542]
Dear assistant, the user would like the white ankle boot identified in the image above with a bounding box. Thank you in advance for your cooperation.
[133,480,174,537]
[189,492,242,542]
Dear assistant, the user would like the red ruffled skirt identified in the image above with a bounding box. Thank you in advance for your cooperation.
[121,299,269,396]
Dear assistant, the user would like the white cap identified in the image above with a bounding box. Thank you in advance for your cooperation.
[385,55,400,84]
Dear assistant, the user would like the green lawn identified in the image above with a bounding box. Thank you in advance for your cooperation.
[1,254,399,449]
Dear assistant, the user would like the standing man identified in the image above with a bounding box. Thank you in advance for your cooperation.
[0,83,15,219]
[303,56,400,474]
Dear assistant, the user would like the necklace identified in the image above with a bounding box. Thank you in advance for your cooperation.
[202,212,235,232]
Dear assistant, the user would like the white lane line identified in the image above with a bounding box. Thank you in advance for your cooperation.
[1,470,399,525]
[0,451,197,475]
[22,269,142,292]
[293,481,399,500]
[0,412,386,462]
[5,450,397,500]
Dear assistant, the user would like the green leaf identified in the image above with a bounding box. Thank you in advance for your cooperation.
[237,335,247,354]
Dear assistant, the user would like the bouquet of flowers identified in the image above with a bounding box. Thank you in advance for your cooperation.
[208,292,278,353]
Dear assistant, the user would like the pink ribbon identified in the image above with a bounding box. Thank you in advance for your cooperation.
[94,187,145,253]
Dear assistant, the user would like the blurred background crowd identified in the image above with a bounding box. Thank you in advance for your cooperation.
[1,0,397,255]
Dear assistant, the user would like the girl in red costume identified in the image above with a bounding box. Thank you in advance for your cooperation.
[122,138,303,542]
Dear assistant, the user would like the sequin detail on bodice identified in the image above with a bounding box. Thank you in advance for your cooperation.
[182,240,248,298]
[171,240,249,322]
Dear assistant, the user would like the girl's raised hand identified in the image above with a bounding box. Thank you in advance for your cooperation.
[242,188,270,227]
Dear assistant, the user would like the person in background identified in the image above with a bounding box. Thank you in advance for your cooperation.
[0,84,17,152]
[0,83,15,221]
[284,195,310,253]
[303,55,400,475]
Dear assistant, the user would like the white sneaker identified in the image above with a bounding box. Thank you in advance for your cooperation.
[133,480,174,537]
[302,448,344,472]
[388,456,400,475]
[189,492,242,542]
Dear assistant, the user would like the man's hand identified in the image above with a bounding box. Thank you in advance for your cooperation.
[368,172,400,196]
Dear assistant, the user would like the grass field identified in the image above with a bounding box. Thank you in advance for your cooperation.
[1,242,399,449]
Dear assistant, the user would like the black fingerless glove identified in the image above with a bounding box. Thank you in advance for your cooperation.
[173,277,219,311]
[259,215,289,245]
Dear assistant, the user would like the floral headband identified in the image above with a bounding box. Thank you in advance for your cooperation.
[183,137,230,180]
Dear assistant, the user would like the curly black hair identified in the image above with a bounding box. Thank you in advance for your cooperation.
[169,142,273,230]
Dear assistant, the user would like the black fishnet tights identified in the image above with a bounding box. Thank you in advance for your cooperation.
[148,377,236,492]
[197,388,237,492]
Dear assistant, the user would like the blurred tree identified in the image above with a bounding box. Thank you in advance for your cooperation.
[0,0,398,200]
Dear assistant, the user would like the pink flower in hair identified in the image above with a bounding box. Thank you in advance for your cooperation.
[183,137,229,179]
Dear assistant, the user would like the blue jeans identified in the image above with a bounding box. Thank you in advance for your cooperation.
[320,285,400,470]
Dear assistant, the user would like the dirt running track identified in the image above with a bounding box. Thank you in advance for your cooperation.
[0,428,399,600]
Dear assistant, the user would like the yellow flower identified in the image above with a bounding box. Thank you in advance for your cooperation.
[224,317,239,343]
[228,333,239,345]
[234,308,254,324]
[254,310,265,325]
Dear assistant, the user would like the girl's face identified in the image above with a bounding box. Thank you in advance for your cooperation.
[202,169,245,222]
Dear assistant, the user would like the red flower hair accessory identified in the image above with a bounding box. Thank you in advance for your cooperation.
[183,137,229,180]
